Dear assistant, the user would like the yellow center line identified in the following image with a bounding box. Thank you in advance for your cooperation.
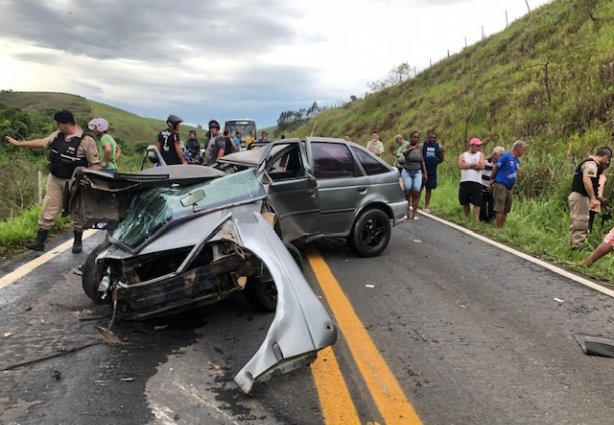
[0,229,97,289]
[311,347,362,425]
[307,246,423,425]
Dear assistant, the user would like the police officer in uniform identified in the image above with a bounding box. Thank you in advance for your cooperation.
[568,147,612,248]
[5,110,100,253]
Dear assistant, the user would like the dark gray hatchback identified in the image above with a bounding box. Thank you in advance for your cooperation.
[215,137,407,257]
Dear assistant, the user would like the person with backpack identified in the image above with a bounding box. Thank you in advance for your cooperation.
[5,109,100,253]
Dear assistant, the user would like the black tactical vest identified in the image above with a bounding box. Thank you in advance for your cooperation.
[570,158,600,197]
[48,132,88,179]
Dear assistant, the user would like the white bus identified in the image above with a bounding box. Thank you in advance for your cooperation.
[224,119,257,149]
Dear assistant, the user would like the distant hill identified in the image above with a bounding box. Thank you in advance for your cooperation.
[0,91,197,144]
[289,0,613,162]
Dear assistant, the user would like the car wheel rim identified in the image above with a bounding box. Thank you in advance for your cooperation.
[362,216,386,248]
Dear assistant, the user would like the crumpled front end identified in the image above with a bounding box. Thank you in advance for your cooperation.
[94,203,337,393]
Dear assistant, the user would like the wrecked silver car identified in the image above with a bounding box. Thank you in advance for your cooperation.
[215,137,407,257]
[66,164,337,393]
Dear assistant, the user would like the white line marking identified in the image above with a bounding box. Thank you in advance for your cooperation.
[0,229,97,289]
[419,211,614,298]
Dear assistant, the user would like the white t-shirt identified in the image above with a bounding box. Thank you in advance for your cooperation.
[460,151,483,183]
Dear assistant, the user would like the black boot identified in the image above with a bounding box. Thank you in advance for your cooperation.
[72,230,83,254]
[26,229,48,252]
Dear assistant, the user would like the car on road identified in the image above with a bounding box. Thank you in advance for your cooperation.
[215,137,407,257]
[66,163,337,393]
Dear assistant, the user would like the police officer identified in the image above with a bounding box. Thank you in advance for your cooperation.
[5,109,100,253]
[568,147,612,248]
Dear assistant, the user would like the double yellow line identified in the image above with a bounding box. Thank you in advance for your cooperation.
[307,246,423,425]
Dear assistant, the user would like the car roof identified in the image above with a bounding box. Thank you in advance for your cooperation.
[217,144,288,166]
[217,137,381,167]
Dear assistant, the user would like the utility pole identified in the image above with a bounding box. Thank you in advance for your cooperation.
[481,25,485,40]
[525,0,531,12]
[465,36,467,47]
[505,10,508,27]
[429,58,432,67]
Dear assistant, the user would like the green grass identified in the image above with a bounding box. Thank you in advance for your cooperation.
[0,205,69,255]
[426,172,614,283]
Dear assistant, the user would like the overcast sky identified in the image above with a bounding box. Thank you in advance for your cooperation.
[0,0,551,128]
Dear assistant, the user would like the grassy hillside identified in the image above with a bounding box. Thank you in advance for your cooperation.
[290,0,613,171]
[286,0,614,281]
[0,91,198,144]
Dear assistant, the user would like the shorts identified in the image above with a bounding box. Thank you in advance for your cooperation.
[459,181,482,206]
[424,172,437,190]
[604,227,614,246]
[401,169,422,192]
[493,182,513,213]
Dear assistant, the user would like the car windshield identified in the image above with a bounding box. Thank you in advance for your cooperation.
[112,169,265,249]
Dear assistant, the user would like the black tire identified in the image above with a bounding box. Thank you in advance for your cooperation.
[284,242,304,272]
[347,208,391,257]
[82,241,112,304]
[244,276,277,312]
[243,243,303,312]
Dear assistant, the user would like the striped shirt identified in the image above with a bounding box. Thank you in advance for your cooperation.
[481,159,494,188]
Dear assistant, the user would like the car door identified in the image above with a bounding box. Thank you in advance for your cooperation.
[307,139,369,236]
[260,140,320,242]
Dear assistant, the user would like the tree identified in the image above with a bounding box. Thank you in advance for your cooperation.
[307,101,320,118]
[391,62,411,84]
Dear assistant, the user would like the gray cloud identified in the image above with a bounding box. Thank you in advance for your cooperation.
[0,0,307,63]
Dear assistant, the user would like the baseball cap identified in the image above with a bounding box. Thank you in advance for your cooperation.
[469,137,483,146]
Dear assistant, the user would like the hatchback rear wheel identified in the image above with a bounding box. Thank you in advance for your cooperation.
[347,208,391,257]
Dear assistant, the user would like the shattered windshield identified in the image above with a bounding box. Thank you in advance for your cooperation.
[112,169,265,249]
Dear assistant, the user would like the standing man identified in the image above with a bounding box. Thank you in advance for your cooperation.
[480,146,505,222]
[88,118,119,174]
[222,130,236,154]
[5,109,100,253]
[458,137,485,221]
[567,147,612,248]
[393,134,409,173]
[245,131,256,149]
[489,140,528,228]
[156,114,187,165]
[233,131,242,151]
[185,129,202,164]
[421,130,444,212]
[257,130,271,144]
[366,131,384,157]
[206,119,226,165]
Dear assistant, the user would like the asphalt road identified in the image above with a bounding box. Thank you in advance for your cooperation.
[1,214,613,425]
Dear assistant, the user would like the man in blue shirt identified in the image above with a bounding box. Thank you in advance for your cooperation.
[422,130,444,213]
[489,140,528,228]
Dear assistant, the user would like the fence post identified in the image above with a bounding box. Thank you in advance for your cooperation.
[36,169,42,203]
